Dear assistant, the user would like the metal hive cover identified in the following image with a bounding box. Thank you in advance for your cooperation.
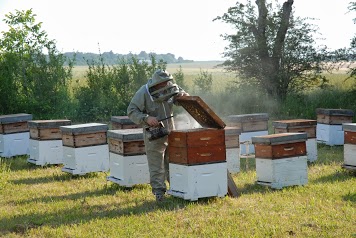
[316,108,354,116]
[176,96,226,129]
[272,119,317,129]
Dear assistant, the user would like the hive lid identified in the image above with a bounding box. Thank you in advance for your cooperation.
[316,108,354,116]
[28,119,71,128]
[60,123,108,134]
[0,113,33,124]
[272,119,317,129]
[111,116,135,125]
[343,123,356,132]
[224,126,242,135]
[252,132,308,145]
[176,96,226,129]
[226,113,269,123]
[107,128,144,141]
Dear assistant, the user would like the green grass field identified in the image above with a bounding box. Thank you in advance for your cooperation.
[0,143,355,237]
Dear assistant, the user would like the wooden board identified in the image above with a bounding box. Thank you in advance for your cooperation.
[30,128,62,140]
[176,96,226,129]
[169,145,226,165]
[345,131,356,145]
[227,170,239,198]
[62,132,107,148]
[254,142,306,159]
[317,114,353,125]
[108,138,145,155]
[0,122,29,134]
[274,127,316,139]
[228,120,268,132]
[272,119,317,128]
[169,128,225,147]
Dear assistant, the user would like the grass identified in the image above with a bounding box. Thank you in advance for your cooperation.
[0,144,355,237]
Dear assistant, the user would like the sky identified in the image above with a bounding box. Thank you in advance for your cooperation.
[0,0,355,61]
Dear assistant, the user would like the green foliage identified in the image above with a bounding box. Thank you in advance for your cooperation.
[215,0,329,102]
[172,65,188,91]
[0,9,74,119]
[73,54,166,122]
[192,69,213,93]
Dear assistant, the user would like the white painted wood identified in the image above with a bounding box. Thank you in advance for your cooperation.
[344,144,356,166]
[226,148,240,174]
[317,124,344,146]
[255,156,308,189]
[168,162,227,201]
[107,152,149,187]
[27,139,63,166]
[61,144,109,175]
[306,138,317,162]
[0,132,30,158]
[239,130,268,154]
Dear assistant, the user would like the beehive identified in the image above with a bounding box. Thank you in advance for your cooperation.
[60,123,109,175]
[226,113,269,154]
[273,119,317,162]
[111,116,141,129]
[0,113,32,157]
[342,123,356,169]
[225,127,241,173]
[106,128,149,187]
[316,108,354,146]
[27,119,71,166]
[252,133,308,189]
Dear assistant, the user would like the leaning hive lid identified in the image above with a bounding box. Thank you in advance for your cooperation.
[28,119,71,128]
[176,96,226,129]
[226,113,269,123]
[272,119,317,129]
[60,123,108,134]
[316,108,354,116]
[107,128,144,141]
[252,132,308,145]
[0,113,33,124]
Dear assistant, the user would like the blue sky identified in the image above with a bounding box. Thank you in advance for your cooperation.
[0,0,355,61]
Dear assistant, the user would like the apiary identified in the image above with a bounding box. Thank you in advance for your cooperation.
[225,126,241,173]
[106,128,149,187]
[342,123,356,170]
[273,119,317,162]
[27,119,71,166]
[0,113,32,158]
[316,108,354,146]
[111,116,141,129]
[252,132,308,189]
[226,113,269,154]
[60,123,109,175]
[167,96,228,201]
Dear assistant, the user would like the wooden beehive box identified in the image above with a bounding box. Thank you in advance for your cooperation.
[107,128,145,156]
[0,113,32,134]
[343,123,356,145]
[273,119,317,138]
[225,113,269,132]
[60,123,108,148]
[343,123,356,167]
[316,108,354,125]
[224,126,241,148]
[169,96,226,165]
[252,133,308,159]
[111,116,141,129]
[29,119,71,140]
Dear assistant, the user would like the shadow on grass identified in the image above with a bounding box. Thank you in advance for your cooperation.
[310,167,355,184]
[1,155,48,172]
[342,192,356,203]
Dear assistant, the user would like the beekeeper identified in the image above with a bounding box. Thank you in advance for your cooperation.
[127,69,189,202]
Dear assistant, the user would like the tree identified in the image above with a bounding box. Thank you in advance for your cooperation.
[0,9,74,118]
[215,0,328,102]
[348,1,356,80]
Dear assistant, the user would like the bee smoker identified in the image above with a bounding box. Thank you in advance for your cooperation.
[146,116,173,141]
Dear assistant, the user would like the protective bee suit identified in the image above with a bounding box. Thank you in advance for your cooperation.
[127,69,187,199]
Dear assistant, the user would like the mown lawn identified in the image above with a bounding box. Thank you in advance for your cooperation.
[0,144,355,237]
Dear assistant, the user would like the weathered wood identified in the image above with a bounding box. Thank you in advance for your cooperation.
[225,134,239,148]
[108,138,145,155]
[107,129,143,141]
[30,128,62,140]
[111,116,141,129]
[227,170,239,198]
[169,145,226,165]
[226,113,269,132]
[252,132,307,145]
[60,123,108,135]
[0,122,29,134]
[274,127,316,138]
[62,132,107,148]
[316,108,354,125]
[254,142,306,159]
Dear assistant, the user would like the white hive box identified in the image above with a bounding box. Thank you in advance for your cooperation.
[0,113,32,158]
[316,108,354,146]
[106,129,149,187]
[342,123,356,169]
[225,127,241,173]
[60,123,109,175]
[226,113,269,154]
[168,162,228,201]
[252,133,308,189]
[273,119,317,162]
[27,119,71,166]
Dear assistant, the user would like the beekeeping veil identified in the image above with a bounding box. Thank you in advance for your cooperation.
[146,69,180,102]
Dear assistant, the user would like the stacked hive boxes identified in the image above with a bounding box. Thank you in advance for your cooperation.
[0,113,32,158]
[226,113,269,155]
[252,133,308,189]
[167,96,227,201]
[111,116,141,129]
[342,123,356,170]
[27,119,71,166]
[60,123,109,175]
[273,119,317,162]
[225,126,241,173]
[106,128,149,187]
[316,108,354,146]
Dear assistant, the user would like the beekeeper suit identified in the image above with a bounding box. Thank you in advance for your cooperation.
[127,69,188,201]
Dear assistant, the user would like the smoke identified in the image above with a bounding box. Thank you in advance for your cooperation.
[174,112,202,130]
